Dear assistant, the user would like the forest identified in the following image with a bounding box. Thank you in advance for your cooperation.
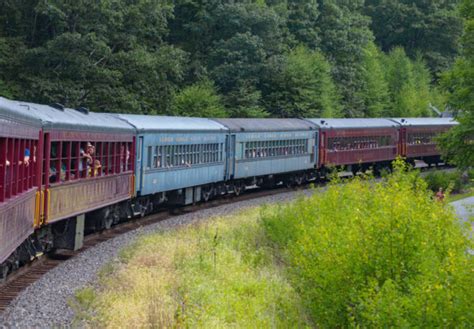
[0,1,469,120]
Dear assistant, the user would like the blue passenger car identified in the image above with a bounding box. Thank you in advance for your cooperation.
[213,119,318,186]
[115,114,228,205]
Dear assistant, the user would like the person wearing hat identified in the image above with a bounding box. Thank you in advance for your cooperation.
[79,142,95,176]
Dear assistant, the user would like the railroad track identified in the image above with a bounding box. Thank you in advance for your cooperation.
[0,164,454,313]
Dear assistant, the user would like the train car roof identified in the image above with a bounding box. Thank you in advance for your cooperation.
[114,114,228,132]
[389,117,458,127]
[212,118,315,132]
[306,118,399,129]
[0,97,133,133]
[0,97,42,127]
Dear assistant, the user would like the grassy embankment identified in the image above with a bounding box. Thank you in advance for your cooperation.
[72,208,311,328]
[73,162,473,327]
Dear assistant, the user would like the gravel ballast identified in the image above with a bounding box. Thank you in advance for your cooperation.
[0,189,313,328]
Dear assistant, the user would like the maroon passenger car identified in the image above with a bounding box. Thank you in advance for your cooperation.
[0,98,136,278]
[307,118,400,173]
[0,98,41,276]
[391,118,458,165]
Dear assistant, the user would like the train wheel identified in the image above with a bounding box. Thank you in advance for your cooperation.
[0,264,8,282]
[104,215,114,230]
[233,183,243,196]
[202,187,212,202]
[295,175,304,186]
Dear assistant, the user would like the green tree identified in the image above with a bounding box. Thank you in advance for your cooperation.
[171,80,227,118]
[383,47,432,117]
[316,0,374,116]
[439,0,474,168]
[170,1,284,117]
[356,42,390,117]
[365,0,463,73]
[0,0,186,113]
[263,46,341,118]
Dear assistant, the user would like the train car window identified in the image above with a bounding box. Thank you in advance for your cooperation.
[153,146,158,168]
[147,146,152,169]
[329,136,388,151]
[107,142,114,175]
[49,142,60,184]
[166,145,169,167]
[0,137,37,201]
[102,142,109,176]
[61,142,71,181]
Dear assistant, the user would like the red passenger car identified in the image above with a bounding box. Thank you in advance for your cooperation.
[1,98,136,278]
[391,118,457,165]
[32,102,136,249]
[0,98,41,277]
[307,118,400,173]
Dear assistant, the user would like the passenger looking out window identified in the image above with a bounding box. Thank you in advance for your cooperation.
[22,148,30,167]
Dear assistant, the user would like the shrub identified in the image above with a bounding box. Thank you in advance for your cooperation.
[468,168,474,180]
[423,170,463,193]
[263,160,473,327]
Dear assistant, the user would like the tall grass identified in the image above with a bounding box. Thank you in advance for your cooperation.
[73,209,309,328]
[262,160,473,327]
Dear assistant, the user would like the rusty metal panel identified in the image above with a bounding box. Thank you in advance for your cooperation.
[0,189,36,264]
[46,173,132,223]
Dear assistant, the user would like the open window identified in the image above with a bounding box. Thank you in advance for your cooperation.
[0,137,37,202]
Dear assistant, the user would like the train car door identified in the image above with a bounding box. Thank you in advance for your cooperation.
[136,136,144,195]
[224,134,236,180]
[319,130,326,168]
[398,127,407,157]
[312,131,318,165]
[42,132,51,224]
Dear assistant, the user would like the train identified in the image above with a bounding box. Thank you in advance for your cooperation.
[0,96,457,280]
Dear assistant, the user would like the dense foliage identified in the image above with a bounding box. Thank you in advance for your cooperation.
[263,161,473,327]
[423,170,464,193]
[0,0,465,117]
[439,0,474,169]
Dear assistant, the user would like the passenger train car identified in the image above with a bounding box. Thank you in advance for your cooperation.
[308,118,401,174]
[0,96,457,280]
[213,119,318,188]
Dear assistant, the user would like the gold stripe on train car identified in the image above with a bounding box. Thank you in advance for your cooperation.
[130,175,135,197]
[34,191,41,227]
[46,189,51,223]
[39,190,45,225]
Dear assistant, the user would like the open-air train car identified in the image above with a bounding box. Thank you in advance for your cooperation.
[0,98,41,275]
